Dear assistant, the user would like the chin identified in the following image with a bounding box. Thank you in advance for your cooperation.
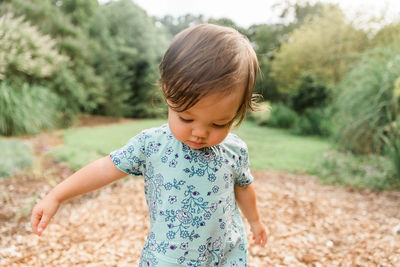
[186,141,208,149]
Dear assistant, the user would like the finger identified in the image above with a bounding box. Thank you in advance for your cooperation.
[260,233,268,247]
[30,208,43,235]
[260,236,267,247]
[37,214,52,236]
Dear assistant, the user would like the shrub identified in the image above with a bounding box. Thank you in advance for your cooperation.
[0,138,32,178]
[265,102,299,129]
[382,116,400,181]
[287,72,332,114]
[313,150,399,190]
[292,108,333,137]
[0,12,68,81]
[334,45,400,154]
[0,82,61,135]
[248,102,271,126]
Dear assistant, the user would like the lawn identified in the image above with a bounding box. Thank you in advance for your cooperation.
[49,119,332,173]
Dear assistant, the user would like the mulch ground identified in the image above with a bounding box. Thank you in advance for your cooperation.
[1,116,400,266]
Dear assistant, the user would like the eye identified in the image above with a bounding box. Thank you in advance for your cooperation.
[212,123,230,128]
[179,116,193,123]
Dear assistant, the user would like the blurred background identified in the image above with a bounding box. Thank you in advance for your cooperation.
[1,0,400,189]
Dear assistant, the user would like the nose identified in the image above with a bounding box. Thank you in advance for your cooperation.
[192,125,208,139]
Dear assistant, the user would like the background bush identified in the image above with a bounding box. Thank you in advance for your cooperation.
[0,83,61,135]
[0,138,32,177]
[248,102,271,126]
[264,102,299,129]
[314,150,399,190]
[334,45,400,154]
[0,12,68,81]
[292,107,333,137]
[287,72,331,114]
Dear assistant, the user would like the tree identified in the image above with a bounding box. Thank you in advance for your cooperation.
[207,17,247,35]
[370,22,400,48]
[1,0,106,114]
[271,5,368,92]
[247,23,288,101]
[88,0,169,117]
[0,12,68,81]
[160,14,205,36]
[51,0,99,27]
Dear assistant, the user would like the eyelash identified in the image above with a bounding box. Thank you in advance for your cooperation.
[179,116,229,128]
[179,117,193,123]
[212,123,229,128]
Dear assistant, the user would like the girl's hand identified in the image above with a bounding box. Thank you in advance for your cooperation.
[30,195,60,236]
[249,220,268,247]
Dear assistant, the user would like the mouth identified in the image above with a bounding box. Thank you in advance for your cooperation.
[187,140,206,148]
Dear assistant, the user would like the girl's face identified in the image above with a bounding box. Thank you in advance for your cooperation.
[168,89,244,149]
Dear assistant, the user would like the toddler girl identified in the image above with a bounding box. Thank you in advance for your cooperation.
[31,23,268,266]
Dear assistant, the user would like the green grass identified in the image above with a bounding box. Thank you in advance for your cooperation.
[0,138,32,178]
[48,119,166,170]
[49,119,332,173]
[233,121,332,172]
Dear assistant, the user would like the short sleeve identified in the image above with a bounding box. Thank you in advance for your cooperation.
[234,143,254,187]
[109,131,146,176]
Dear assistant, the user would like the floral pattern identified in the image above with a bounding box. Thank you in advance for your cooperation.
[110,124,253,266]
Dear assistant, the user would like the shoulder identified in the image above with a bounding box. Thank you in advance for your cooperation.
[222,133,247,148]
[132,124,170,140]
[219,133,249,155]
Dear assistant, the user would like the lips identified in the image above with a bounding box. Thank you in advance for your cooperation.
[187,140,206,148]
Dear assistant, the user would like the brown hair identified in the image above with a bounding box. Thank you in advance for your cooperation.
[159,23,259,125]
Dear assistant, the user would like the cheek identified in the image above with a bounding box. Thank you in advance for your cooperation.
[168,114,189,141]
[210,128,230,145]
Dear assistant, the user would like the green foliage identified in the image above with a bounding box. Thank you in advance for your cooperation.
[52,0,99,27]
[0,82,61,135]
[282,73,334,137]
[271,5,368,92]
[370,22,400,48]
[383,122,400,181]
[0,138,32,178]
[334,45,400,154]
[264,102,299,129]
[2,0,106,116]
[314,150,399,190]
[248,23,288,101]
[382,85,400,180]
[248,102,271,126]
[287,73,331,114]
[160,14,205,36]
[292,108,333,137]
[207,17,248,35]
[278,0,329,27]
[88,0,169,117]
[1,0,171,125]
[0,12,68,80]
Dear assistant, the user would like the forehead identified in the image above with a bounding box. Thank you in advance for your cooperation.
[182,89,244,121]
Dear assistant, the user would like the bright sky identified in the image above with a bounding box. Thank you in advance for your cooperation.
[130,0,400,28]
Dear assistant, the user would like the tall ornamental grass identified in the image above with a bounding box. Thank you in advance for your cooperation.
[334,45,400,180]
[334,45,400,154]
[0,82,61,136]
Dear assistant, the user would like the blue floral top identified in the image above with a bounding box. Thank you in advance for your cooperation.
[110,124,253,267]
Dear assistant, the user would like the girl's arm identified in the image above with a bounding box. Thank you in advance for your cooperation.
[30,156,127,236]
[234,183,268,247]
